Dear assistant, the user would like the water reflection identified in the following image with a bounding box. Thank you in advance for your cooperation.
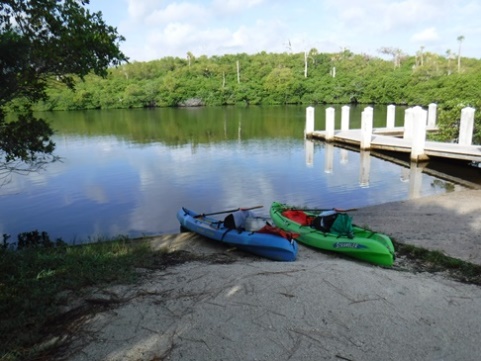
[324,143,334,174]
[304,140,314,167]
[304,138,478,200]
[360,150,371,188]
[0,107,478,243]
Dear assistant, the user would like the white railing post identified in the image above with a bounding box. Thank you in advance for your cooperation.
[411,106,428,162]
[459,107,475,146]
[325,107,335,141]
[305,106,315,136]
[428,103,437,128]
[360,106,373,150]
[386,104,395,128]
[341,105,350,131]
[403,108,414,140]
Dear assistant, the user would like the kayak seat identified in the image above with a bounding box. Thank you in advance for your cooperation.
[281,210,314,226]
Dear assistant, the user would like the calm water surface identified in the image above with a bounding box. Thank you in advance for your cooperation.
[1,105,477,243]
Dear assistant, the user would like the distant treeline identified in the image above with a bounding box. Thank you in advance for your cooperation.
[30,50,481,142]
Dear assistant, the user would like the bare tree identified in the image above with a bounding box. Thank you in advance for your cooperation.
[304,51,308,78]
[304,48,318,78]
[378,47,404,69]
[446,49,454,75]
[286,39,292,54]
[236,60,240,84]
[416,45,425,66]
[187,52,194,67]
[457,35,465,73]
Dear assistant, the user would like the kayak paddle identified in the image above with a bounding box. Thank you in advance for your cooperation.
[194,205,263,218]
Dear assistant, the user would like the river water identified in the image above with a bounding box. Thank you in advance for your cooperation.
[1,105,478,244]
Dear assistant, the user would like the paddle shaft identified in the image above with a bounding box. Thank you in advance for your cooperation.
[296,207,358,213]
[194,205,263,218]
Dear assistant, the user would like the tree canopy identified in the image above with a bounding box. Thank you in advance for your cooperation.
[28,44,481,144]
[0,0,127,170]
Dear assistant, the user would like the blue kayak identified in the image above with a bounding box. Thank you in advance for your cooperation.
[176,207,298,261]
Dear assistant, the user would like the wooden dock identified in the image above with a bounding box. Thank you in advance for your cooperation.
[305,105,481,164]
[308,128,481,163]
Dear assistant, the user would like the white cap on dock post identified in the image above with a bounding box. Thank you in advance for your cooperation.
[325,107,335,141]
[360,107,373,150]
[459,107,475,146]
[305,106,315,136]
[428,103,437,128]
[341,105,350,131]
[410,106,428,162]
[403,108,414,140]
[386,104,395,129]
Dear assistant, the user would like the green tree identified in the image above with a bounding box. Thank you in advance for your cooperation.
[0,0,127,174]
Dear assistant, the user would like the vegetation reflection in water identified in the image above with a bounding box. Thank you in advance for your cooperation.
[0,106,473,244]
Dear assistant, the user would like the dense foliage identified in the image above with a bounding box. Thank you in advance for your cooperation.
[30,49,481,143]
[0,0,127,167]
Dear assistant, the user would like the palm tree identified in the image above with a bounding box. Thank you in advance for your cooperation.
[446,49,453,75]
[417,45,425,66]
[187,52,194,67]
[304,48,319,78]
[457,35,465,73]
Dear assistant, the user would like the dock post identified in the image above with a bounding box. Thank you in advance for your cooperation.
[325,107,335,141]
[387,104,395,128]
[305,106,315,136]
[428,103,437,128]
[341,105,350,131]
[411,106,429,162]
[360,107,373,150]
[459,107,475,146]
[403,108,414,140]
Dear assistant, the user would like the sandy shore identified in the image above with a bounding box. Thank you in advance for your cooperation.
[59,189,481,361]
[354,189,481,265]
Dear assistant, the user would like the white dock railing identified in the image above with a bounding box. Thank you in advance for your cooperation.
[305,104,477,162]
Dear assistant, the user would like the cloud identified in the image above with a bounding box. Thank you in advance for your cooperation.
[145,2,211,26]
[126,0,160,20]
[411,27,440,43]
[95,0,481,61]
[142,18,287,59]
[331,0,441,33]
[212,0,265,13]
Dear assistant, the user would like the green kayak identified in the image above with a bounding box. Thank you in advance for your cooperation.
[270,202,395,267]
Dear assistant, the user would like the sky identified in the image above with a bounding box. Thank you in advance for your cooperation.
[87,0,481,62]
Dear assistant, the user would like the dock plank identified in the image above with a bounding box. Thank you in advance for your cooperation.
[308,129,481,162]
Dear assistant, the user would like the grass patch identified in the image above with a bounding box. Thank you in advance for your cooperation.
[394,240,481,285]
[0,235,153,361]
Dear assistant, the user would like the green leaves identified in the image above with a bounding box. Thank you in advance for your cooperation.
[0,114,54,162]
[1,0,127,165]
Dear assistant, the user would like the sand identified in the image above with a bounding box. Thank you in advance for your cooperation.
[58,189,481,361]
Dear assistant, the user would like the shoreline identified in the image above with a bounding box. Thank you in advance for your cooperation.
[353,188,481,265]
[59,189,481,361]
